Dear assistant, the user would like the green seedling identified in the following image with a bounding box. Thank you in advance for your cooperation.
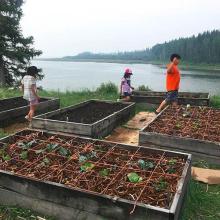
[3,154,11,161]
[154,178,168,192]
[43,157,50,165]
[17,140,37,149]
[46,143,59,152]
[99,168,110,177]
[58,147,70,157]
[80,162,95,172]
[79,155,87,163]
[168,159,177,166]
[138,159,154,170]
[167,166,176,174]
[175,123,181,128]
[20,151,28,160]
[127,172,143,183]
[0,148,11,161]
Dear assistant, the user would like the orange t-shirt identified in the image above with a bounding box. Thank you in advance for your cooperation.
[166,64,180,91]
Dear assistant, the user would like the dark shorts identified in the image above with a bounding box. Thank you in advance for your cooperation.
[123,92,132,97]
[165,90,178,103]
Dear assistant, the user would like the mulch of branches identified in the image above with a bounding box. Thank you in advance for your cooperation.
[0,130,187,212]
[145,106,220,142]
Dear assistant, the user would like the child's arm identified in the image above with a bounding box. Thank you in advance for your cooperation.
[120,81,123,95]
[167,57,178,73]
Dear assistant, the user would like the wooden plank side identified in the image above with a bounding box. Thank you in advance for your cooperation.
[139,132,220,157]
[0,174,169,220]
[31,119,92,136]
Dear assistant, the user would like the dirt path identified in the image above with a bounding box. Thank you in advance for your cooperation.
[3,122,29,134]
[105,111,156,145]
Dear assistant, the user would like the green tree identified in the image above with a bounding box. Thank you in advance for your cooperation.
[0,0,42,86]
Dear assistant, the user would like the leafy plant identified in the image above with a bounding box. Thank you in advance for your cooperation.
[3,154,11,161]
[58,147,70,157]
[20,151,28,160]
[17,140,37,149]
[168,159,177,166]
[175,123,181,128]
[79,155,87,163]
[154,178,168,192]
[80,162,95,172]
[127,172,143,183]
[46,143,59,152]
[99,168,110,177]
[138,159,154,170]
[43,157,50,165]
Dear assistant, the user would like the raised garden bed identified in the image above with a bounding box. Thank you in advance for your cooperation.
[31,100,135,138]
[129,91,210,106]
[0,96,60,127]
[139,106,220,164]
[0,129,191,220]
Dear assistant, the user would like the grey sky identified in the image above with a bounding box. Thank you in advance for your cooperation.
[21,0,220,58]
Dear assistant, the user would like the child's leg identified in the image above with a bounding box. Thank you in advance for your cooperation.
[29,104,37,120]
[122,96,131,101]
[156,100,167,113]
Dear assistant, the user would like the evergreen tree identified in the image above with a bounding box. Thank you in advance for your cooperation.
[0,0,42,86]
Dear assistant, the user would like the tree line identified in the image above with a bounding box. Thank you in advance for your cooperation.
[66,30,220,64]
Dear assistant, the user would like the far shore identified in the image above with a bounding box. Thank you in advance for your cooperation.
[35,58,220,73]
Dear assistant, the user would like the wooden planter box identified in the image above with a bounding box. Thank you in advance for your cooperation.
[139,106,220,165]
[31,100,135,138]
[130,91,210,106]
[0,129,191,220]
[0,96,60,127]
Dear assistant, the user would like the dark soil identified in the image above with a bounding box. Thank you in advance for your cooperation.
[145,106,220,142]
[0,130,188,210]
[0,97,48,112]
[49,101,127,124]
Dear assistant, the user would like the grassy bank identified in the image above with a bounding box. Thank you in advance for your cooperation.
[0,83,220,220]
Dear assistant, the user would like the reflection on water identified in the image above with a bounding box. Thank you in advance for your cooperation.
[33,60,220,95]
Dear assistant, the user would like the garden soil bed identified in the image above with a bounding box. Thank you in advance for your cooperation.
[131,91,210,106]
[139,106,220,164]
[0,96,60,127]
[31,100,135,138]
[0,129,191,220]
[50,101,127,124]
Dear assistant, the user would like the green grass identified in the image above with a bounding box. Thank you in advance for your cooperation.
[0,205,54,220]
[0,83,220,219]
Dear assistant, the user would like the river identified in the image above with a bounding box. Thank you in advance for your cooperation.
[32,60,220,95]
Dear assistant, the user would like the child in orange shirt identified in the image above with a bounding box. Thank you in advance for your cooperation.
[156,54,181,114]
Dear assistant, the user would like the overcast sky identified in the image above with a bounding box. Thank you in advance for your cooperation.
[21,0,220,58]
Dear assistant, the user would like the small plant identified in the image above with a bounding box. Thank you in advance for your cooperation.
[20,151,28,160]
[79,155,87,163]
[58,147,70,157]
[17,140,37,149]
[46,143,59,152]
[175,123,181,128]
[153,178,168,192]
[138,159,154,170]
[127,172,143,183]
[168,159,177,166]
[99,168,110,177]
[80,162,95,172]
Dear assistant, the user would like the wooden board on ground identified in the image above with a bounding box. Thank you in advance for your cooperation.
[105,112,156,145]
[125,112,156,129]
[105,127,139,145]
[2,122,29,134]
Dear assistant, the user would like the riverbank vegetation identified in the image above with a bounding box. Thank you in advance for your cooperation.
[58,30,220,70]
